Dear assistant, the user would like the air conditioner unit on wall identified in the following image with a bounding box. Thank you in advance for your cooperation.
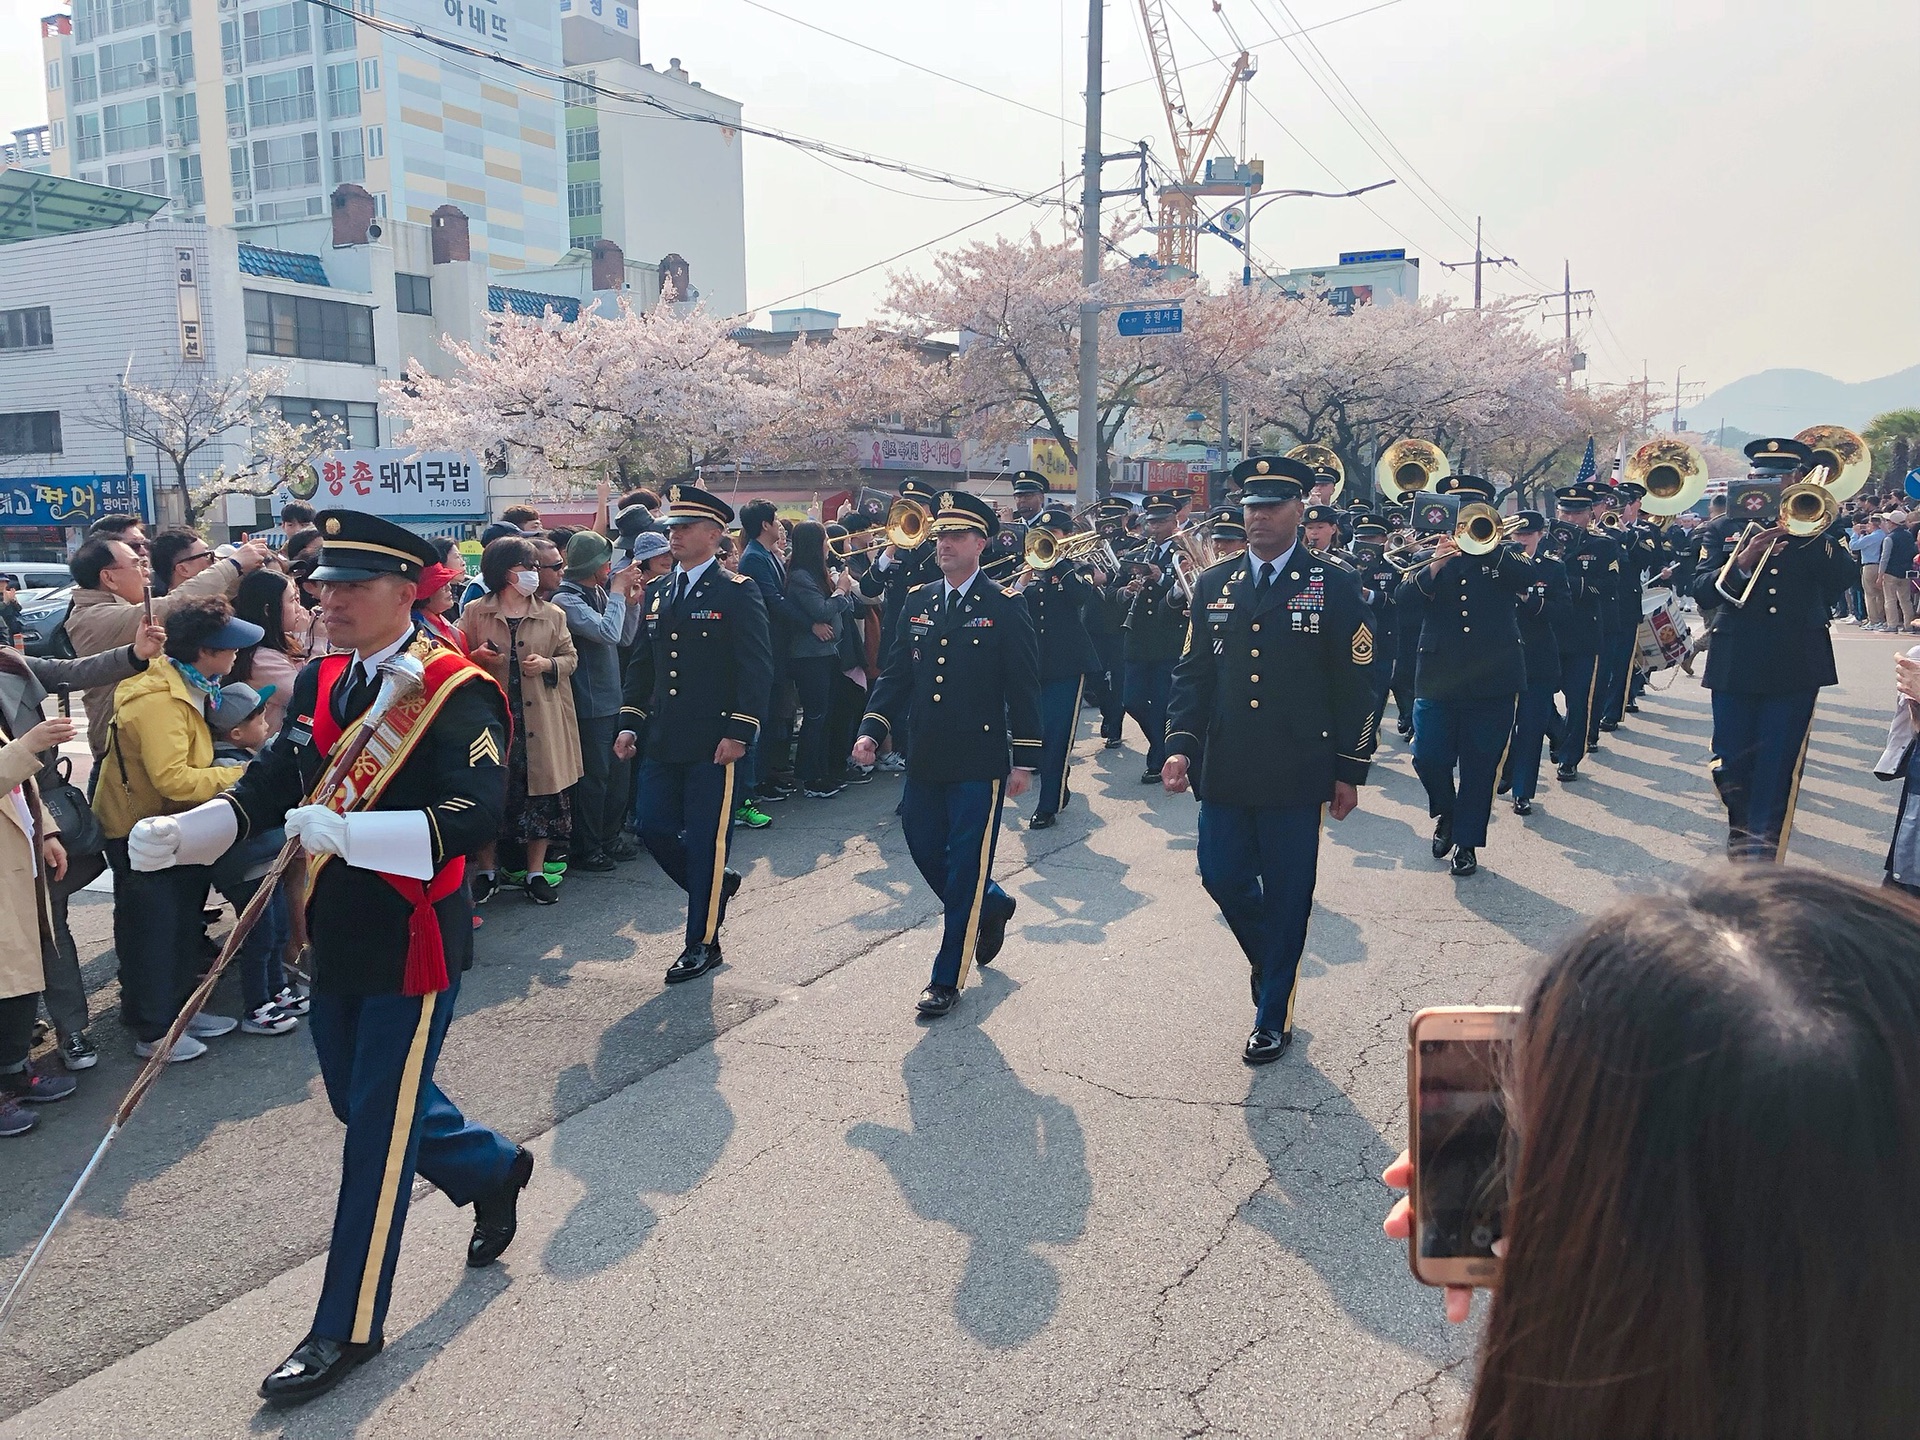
[222,59,241,76]
[161,71,179,88]
[217,0,236,11]
[138,59,158,78]
[232,184,251,200]
[226,121,246,139]
[165,133,181,149]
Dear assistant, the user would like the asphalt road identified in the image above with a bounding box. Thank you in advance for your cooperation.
[0,623,1904,1437]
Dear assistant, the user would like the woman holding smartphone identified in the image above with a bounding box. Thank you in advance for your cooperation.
[1383,867,1920,1438]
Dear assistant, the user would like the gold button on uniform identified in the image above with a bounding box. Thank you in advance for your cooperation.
[669,688,678,696]
[1251,623,1261,633]
[1249,699,1260,708]
[933,694,943,702]
[670,633,679,640]
[1249,674,1260,683]
[1249,648,1259,658]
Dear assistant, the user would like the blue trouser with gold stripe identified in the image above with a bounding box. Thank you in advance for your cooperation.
[637,757,738,949]
[309,973,517,1345]
[1196,802,1322,1035]
[1709,688,1818,862]
[1032,676,1085,820]
[1555,650,1599,768]
[1413,695,1518,850]
[901,775,1012,988]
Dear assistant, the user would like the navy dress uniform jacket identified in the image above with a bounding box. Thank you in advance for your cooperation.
[1689,531,1858,695]
[1121,541,1188,664]
[1553,531,1620,654]
[619,563,774,762]
[223,631,509,996]
[860,544,940,662]
[859,576,1044,783]
[1516,554,1571,692]
[1166,551,1377,809]
[1024,567,1101,682]
[1396,546,1535,702]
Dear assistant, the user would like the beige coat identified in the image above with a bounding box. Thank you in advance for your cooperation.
[0,733,53,1001]
[459,593,584,796]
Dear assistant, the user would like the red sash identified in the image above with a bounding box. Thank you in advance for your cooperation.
[308,643,501,996]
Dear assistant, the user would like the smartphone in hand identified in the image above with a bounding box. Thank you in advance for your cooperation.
[1406,1005,1521,1289]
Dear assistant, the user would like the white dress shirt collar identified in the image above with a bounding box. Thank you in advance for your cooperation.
[674,556,717,591]
[353,626,415,685]
[942,569,980,604]
[1247,542,1298,586]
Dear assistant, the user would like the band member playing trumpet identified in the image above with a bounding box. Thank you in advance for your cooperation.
[1497,512,1571,816]
[1691,438,1859,861]
[1546,482,1619,781]
[1019,504,1100,830]
[1117,494,1188,784]
[1397,476,1535,877]
[1163,457,1374,1063]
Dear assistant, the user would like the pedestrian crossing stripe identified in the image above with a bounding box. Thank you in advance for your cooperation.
[469,730,502,767]
[1351,623,1374,666]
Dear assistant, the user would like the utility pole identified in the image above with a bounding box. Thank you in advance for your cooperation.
[1537,260,1593,393]
[1075,0,1104,510]
[1439,216,1515,309]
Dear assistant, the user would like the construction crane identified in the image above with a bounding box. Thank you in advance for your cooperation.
[1139,0,1262,273]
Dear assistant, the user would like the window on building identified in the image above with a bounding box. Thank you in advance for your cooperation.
[364,123,382,158]
[247,66,316,127]
[168,31,194,82]
[98,36,158,95]
[47,60,62,91]
[322,4,354,50]
[566,125,598,162]
[256,195,326,221]
[102,98,163,154]
[394,272,431,315]
[563,71,595,107]
[250,131,320,189]
[176,153,204,206]
[73,113,102,162]
[273,396,378,447]
[245,292,375,365]
[224,80,244,127]
[0,309,55,352]
[172,92,198,143]
[220,17,239,65]
[567,180,601,219]
[243,1,311,64]
[325,61,359,118]
[107,158,168,195]
[0,412,63,456]
[49,120,66,150]
[74,0,106,41]
[109,0,155,30]
[329,127,363,183]
[229,143,249,187]
[362,57,379,91]
[70,54,98,105]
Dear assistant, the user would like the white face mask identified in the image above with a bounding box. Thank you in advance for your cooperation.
[511,569,539,596]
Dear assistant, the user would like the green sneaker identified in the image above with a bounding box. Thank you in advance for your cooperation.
[733,801,772,830]
[501,868,529,887]
[543,859,567,878]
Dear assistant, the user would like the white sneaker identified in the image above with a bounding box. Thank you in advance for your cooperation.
[185,1011,238,1039]
[134,1034,207,1063]
[241,1002,299,1036]
[271,983,311,1017]
[878,752,907,773]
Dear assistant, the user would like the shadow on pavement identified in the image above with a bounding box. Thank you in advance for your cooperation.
[847,969,1090,1349]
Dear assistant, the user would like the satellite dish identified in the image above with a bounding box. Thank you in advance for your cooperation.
[1218,208,1246,234]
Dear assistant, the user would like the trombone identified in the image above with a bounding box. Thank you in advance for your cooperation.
[1381,503,1525,573]
[1006,527,1121,585]
[830,496,931,555]
[1713,469,1839,607]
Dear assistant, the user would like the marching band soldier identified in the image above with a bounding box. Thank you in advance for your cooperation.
[1117,493,1190,784]
[1596,482,1660,734]
[1020,504,1101,829]
[1301,504,1353,566]
[1084,499,1133,749]
[1009,470,1050,525]
[853,491,1043,1016]
[615,483,773,982]
[1209,505,1247,563]
[1350,518,1401,738]
[1497,512,1571,816]
[1162,456,1375,1064]
[128,511,531,1405]
[860,476,942,660]
[1690,438,1859,861]
[1546,482,1618,781]
[1397,475,1534,877]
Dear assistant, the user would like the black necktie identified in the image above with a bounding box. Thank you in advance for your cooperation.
[944,587,959,621]
[1255,562,1274,603]
[340,664,376,724]
[673,571,689,611]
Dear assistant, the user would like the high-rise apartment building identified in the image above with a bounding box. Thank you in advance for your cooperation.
[37,0,568,270]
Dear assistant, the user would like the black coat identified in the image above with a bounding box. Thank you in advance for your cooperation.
[1166,551,1377,808]
[1515,553,1570,692]
[1121,539,1189,664]
[1551,530,1620,655]
[1023,567,1100,682]
[1690,531,1858,695]
[860,543,940,662]
[859,573,1043,784]
[1614,523,1662,619]
[1396,545,1535,702]
[619,561,773,763]
[224,630,508,996]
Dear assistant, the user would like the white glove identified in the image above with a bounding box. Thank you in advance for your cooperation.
[285,804,350,859]
[128,799,238,872]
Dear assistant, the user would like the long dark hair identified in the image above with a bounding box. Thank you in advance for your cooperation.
[1467,868,1920,1439]
[229,569,296,684]
[786,521,830,594]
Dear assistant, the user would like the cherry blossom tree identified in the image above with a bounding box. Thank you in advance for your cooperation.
[745,327,957,475]
[81,365,290,522]
[189,406,349,514]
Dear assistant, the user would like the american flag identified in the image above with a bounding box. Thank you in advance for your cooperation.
[1573,437,1597,486]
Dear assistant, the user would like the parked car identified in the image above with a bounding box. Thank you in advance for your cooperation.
[16,585,76,658]
[0,562,78,592]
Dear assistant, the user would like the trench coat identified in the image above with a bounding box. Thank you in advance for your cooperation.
[459,592,584,797]
[0,724,54,1001]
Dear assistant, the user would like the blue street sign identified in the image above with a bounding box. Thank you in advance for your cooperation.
[1116,305,1183,337]
[1904,468,1920,502]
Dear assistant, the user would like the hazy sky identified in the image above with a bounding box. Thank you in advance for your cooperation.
[8,0,1916,397]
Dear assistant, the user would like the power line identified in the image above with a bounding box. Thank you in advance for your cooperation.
[1105,0,1414,94]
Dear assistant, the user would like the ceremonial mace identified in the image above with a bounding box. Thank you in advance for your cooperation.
[0,651,427,1342]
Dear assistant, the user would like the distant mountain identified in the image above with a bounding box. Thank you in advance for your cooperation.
[1681,365,1920,434]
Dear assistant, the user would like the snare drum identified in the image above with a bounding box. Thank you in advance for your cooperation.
[1638,587,1688,670]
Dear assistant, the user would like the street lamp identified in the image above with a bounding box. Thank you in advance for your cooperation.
[1210,180,1398,288]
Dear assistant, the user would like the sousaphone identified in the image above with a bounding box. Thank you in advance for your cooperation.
[1286,443,1346,504]
[1374,438,1451,501]
[1626,437,1710,524]
[1793,424,1871,503]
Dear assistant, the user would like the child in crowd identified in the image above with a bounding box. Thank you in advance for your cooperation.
[206,683,308,1035]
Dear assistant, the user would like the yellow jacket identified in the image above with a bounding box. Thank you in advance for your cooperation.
[93,661,246,840]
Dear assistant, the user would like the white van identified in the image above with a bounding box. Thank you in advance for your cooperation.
[0,561,75,591]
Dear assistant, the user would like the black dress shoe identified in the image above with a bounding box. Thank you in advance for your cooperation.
[259,1334,384,1406]
[1624,701,1640,714]
[1512,796,1532,816]
[915,983,959,1017]
[1103,737,1124,749]
[1450,846,1478,877]
[1029,812,1056,830]
[665,942,723,984]
[976,897,1016,967]
[1140,769,1162,784]
[1243,1028,1291,1066]
[571,851,617,873]
[1598,718,1619,732]
[1396,717,1414,737]
[717,868,742,927]
[468,1145,534,1267]
[1556,762,1580,782]
[1430,813,1454,859]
